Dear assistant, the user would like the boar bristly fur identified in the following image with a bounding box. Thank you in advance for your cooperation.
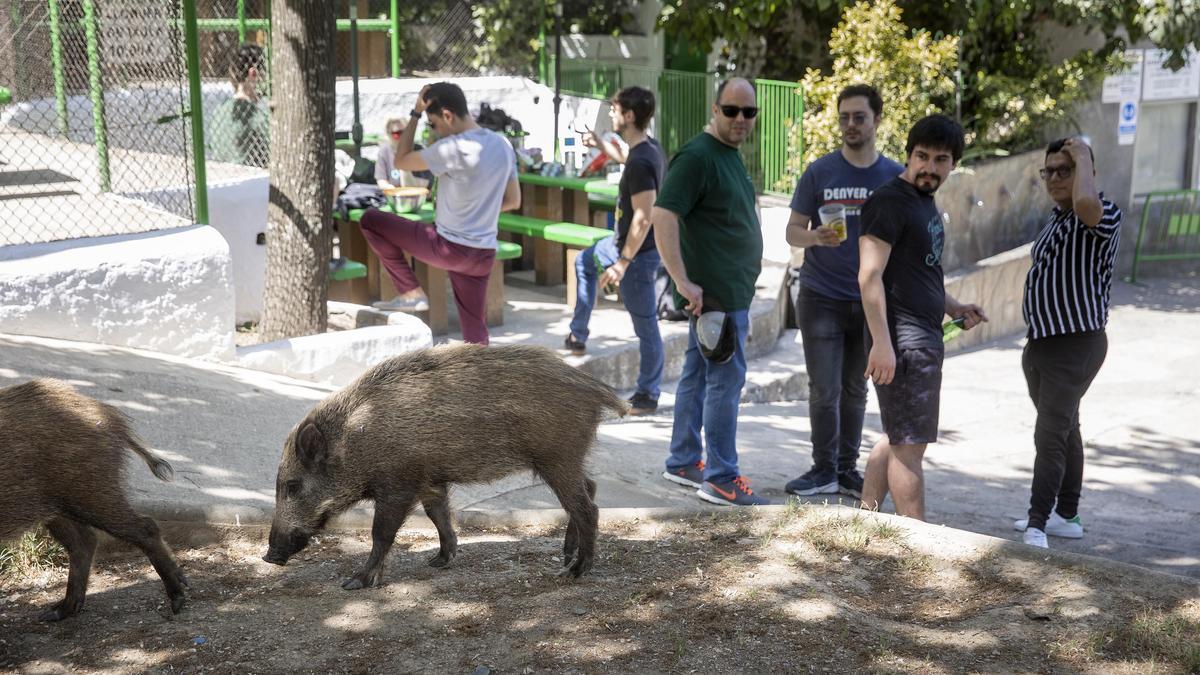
[264,344,625,587]
[0,379,188,621]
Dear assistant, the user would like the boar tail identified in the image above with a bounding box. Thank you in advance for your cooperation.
[129,437,176,482]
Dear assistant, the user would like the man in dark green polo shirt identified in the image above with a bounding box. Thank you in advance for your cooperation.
[655,77,767,506]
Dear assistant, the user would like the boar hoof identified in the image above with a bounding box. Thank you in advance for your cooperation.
[341,572,381,590]
[560,555,593,579]
[170,594,187,614]
[38,600,80,622]
[427,553,454,568]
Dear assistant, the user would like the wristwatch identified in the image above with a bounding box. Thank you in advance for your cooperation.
[408,108,421,118]
[619,255,634,264]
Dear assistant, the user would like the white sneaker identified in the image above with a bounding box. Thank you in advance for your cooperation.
[1013,511,1084,539]
[372,295,429,312]
[1023,527,1049,549]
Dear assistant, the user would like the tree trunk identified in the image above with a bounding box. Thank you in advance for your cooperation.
[260,0,336,342]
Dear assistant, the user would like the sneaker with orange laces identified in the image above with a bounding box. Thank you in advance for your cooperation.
[662,461,705,489]
[697,476,770,506]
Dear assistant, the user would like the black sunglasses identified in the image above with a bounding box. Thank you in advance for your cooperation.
[719,105,759,119]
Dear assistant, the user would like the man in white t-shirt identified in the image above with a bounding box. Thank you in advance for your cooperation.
[360,82,520,345]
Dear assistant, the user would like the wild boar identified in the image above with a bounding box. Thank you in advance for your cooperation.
[0,379,188,621]
[263,344,625,586]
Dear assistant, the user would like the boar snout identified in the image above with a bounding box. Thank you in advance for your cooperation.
[264,525,310,565]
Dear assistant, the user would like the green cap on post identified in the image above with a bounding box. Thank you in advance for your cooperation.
[0,87,12,105]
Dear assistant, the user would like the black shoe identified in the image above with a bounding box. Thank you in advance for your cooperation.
[628,392,658,416]
[563,333,586,356]
[837,469,864,499]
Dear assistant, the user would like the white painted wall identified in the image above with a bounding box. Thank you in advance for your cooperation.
[0,225,236,361]
[336,76,606,161]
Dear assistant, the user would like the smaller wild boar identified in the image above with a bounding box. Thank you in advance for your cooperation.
[263,344,626,587]
[0,379,188,621]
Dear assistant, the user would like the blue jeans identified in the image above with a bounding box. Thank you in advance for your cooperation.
[665,309,750,484]
[797,285,868,474]
[570,235,664,398]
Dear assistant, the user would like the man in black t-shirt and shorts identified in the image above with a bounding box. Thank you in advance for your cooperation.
[858,115,987,521]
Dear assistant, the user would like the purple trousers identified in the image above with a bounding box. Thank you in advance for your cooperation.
[360,209,495,345]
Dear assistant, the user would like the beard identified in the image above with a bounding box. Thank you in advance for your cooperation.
[914,172,942,195]
[843,133,865,150]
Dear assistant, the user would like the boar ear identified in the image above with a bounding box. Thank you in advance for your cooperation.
[296,422,328,468]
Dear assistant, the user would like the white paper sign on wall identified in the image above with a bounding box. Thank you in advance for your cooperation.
[1102,50,1143,103]
[1142,48,1200,101]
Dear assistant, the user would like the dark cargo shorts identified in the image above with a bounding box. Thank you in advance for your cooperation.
[873,347,944,446]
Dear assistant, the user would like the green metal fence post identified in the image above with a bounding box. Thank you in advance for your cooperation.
[82,0,111,192]
[390,0,400,77]
[48,0,69,137]
[182,0,209,224]
[237,0,247,43]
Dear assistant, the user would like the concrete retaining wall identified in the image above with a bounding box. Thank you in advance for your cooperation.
[944,243,1032,353]
[0,225,236,360]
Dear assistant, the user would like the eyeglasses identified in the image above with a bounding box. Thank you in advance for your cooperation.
[719,105,759,119]
[838,113,869,126]
[1039,166,1074,180]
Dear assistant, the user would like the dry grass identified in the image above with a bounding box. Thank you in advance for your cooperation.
[0,527,66,578]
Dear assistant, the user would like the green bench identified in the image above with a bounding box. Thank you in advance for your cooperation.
[497,213,612,308]
[331,203,523,332]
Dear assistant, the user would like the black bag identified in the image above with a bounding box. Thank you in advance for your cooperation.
[655,265,689,322]
[334,182,386,220]
[785,266,801,329]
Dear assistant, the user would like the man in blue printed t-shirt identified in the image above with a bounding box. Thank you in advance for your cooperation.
[782,84,903,500]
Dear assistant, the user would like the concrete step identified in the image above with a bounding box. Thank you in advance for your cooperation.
[617,328,809,418]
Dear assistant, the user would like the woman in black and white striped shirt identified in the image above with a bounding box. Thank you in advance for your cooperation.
[1015,137,1122,549]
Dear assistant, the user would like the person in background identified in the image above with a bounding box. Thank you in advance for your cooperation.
[565,86,667,416]
[375,117,432,189]
[207,43,269,168]
[360,82,520,345]
[1013,137,1122,549]
[782,84,903,501]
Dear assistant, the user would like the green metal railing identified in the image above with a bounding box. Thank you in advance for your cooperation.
[1131,189,1200,282]
[753,78,804,194]
[556,62,803,195]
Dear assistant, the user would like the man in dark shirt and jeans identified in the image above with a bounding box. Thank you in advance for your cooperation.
[783,84,903,499]
[656,78,768,506]
[858,115,987,521]
[566,86,666,415]
[1013,137,1121,549]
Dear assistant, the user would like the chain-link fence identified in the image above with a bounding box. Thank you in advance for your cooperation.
[1,0,199,246]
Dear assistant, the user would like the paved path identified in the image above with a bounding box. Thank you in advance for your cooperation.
[2,277,1196,578]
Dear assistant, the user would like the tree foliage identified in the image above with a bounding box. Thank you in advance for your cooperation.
[660,0,1200,162]
[794,0,958,172]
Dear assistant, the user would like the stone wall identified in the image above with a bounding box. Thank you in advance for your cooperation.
[937,149,1054,273]
[944,244,1032,353]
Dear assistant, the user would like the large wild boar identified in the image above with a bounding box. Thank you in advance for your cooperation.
[263,344,625,586]
[0,379,188,621]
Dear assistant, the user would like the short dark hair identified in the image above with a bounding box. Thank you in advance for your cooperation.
[423,82,469,119]
[837,84,883,118]
[228,43,264,84]
[612,86,655,131]
[905,114,965,162]
[1046,137,1094,165]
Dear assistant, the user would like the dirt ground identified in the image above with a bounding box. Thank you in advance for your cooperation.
[2,506,1198,674]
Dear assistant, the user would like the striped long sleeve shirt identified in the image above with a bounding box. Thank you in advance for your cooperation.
[1022,194,1122,340]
